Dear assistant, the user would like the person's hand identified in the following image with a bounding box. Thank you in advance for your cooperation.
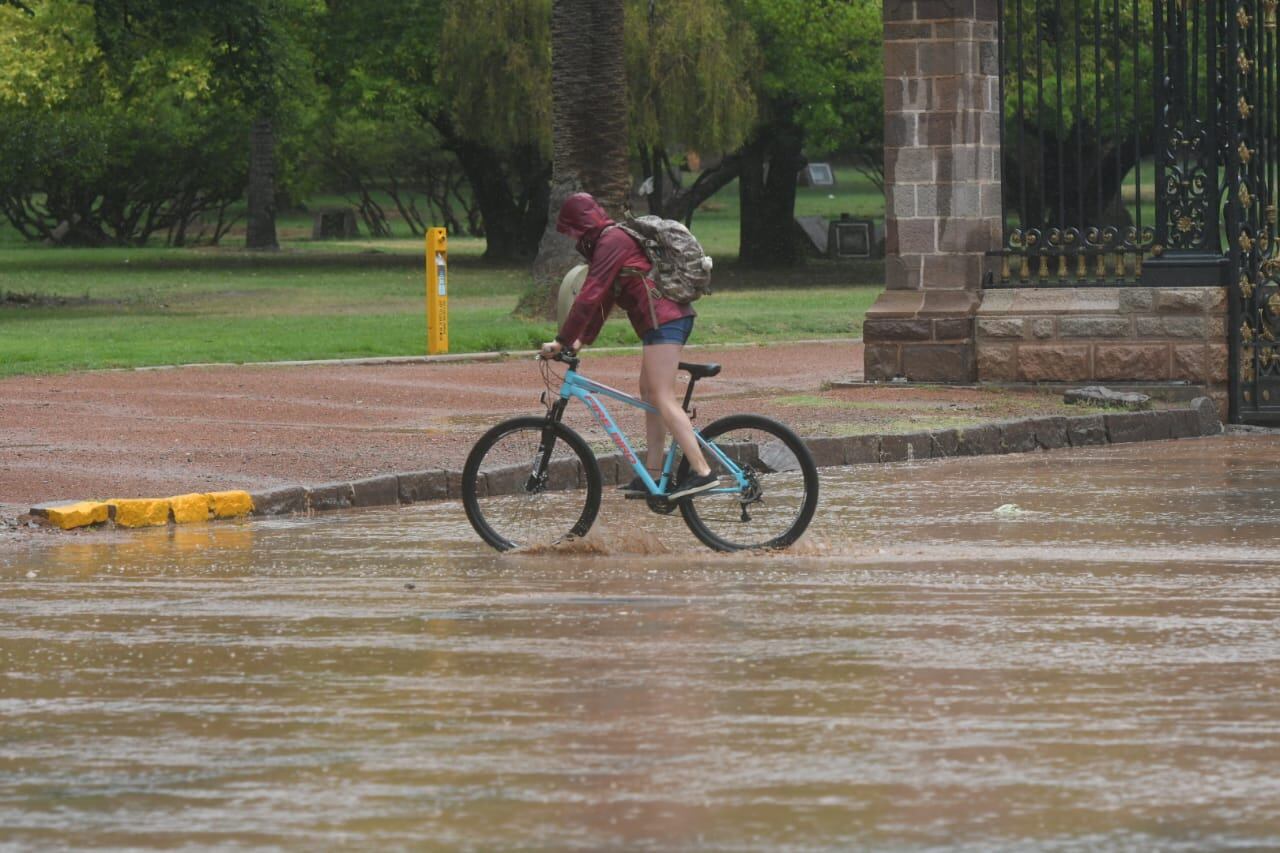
[540,341,563,360]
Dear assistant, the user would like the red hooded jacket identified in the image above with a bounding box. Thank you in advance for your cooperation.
[554,193,693,347]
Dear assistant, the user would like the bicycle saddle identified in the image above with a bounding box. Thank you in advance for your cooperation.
[678,362,721,379]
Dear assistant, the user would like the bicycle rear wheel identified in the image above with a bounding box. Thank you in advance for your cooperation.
[677,414,818,552]
[462,416,602,551]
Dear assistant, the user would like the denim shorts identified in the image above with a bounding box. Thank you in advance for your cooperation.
[642,315,694,346]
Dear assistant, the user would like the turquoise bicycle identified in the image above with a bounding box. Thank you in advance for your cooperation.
[461,350,819,552]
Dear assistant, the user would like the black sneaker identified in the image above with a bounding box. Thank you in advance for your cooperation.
[617,475,651,496]
[668,472,719,501]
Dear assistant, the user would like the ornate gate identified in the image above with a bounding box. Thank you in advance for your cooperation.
[1221,0,1280,423]
[996,0,1280,422]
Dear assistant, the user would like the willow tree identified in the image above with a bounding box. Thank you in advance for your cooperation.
[626,0,758,222]
[525,0,631,318]
[438,0,553,261]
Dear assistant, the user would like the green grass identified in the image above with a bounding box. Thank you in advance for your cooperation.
[0,166,886,377]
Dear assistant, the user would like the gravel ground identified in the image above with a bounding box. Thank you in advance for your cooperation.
[0,340,1083,516]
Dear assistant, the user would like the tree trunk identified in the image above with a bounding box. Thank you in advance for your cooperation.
[245,116,279,251]
[524,0,631,319]
[433,114,550,263]
[737,120,806,268]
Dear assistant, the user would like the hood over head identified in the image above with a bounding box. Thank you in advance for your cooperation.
[556,193,614,258]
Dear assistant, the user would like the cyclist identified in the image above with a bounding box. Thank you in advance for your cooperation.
[540,192,717,500]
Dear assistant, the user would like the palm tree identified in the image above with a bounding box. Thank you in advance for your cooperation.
[525,0,631,318]
[245,115,279,250]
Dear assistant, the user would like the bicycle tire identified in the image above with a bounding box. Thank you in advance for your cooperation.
[677,414,819,552]
[462,416,602,551]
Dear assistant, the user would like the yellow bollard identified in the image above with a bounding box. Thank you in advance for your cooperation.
[426,228,448,355]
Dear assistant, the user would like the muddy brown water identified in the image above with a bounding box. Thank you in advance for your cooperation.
[3,436,1279,850]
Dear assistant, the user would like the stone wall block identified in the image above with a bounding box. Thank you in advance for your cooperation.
[903,343,976,382]
[1206,343,1229,384]
[1030,318,1055,339]
[880,432,934,462]
[930,428,961,457]
[1135,317,1163,337]
[1027,416,1070,449]
[1017,345,1090,382]
[1163,316,1208,338]
[884,42,920,77]
[886,147,935,184]
[884,0,918,22]
[307,482,355,511]
[398,470,448,503]
[1066,414,1107,446]
[1168,408,1202,439]
[885,254,922,290]
[956,423,1001,456]
[976,343,1017,381]
[250,486,307,516]
[843,434,882,464]
[1059,317,1132,338]
[865,318,933,341]
[892,186,917,218]
[1171,345,1208,382]
[805,436,847,468]
[545,458,582,492]
[897,219,937,254]
[1191,396,1223,435]
[886,114,920,148]
[447,470,470,499]
[864,343,903,380]
[977,317,1025,339]
[350,475,400,508]
[1095,344,1169,381]
[1155,288,1213,313]
[1105,411,1163,444]
[934,317,975,341]
[921,253,984,288]
[1119,288,1155,312]
[593,452,624,486]
[998,420,1039,453]
[937,216,992,252]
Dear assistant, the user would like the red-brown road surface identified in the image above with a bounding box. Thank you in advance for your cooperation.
[1,342,865,510]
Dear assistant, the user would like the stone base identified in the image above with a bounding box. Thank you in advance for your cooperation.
[863,289,980,382]
[975,286,1229,416]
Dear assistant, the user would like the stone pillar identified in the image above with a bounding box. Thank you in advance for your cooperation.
[863,0,1002,382]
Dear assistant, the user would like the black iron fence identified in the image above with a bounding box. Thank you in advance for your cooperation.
[996,0,1156,286]
[994,0,1279,290]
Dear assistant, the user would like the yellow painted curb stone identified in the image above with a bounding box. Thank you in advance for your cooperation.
[108,498,172,528]
[170,493,213,524]
[44,501,110,530]
[207,491,254,518]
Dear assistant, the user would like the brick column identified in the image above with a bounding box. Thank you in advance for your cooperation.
[863,0,1002,382]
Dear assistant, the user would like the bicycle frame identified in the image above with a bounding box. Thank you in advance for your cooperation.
[551,365,749,498]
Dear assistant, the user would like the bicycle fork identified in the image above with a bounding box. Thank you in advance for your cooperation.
[525,397,569,493]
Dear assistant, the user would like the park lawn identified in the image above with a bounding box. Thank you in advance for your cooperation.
[0,247,881,377]
[0,165,886,376]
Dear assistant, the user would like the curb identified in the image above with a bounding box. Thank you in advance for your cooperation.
[25,398,1223,532]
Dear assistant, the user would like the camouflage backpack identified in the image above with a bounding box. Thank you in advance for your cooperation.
[615,216,714,304]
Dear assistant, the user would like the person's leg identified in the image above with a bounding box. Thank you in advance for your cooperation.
[637,354,668,474]
[640,343,710,477]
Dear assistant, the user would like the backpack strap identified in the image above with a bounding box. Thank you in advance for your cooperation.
[612,224,661,329]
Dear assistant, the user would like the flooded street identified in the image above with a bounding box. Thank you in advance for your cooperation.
[3,435,1280,850]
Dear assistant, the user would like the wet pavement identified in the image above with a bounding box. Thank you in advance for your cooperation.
[2,435,1279,850]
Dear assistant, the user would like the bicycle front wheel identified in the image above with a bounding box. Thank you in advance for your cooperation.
[678,414,819,552]
[462,416,602,551]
